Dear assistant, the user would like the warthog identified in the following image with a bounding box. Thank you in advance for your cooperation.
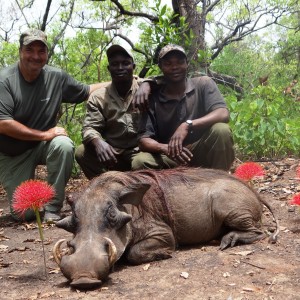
[53,168,279,289]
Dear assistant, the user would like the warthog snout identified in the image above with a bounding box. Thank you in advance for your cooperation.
[53,237,117,289]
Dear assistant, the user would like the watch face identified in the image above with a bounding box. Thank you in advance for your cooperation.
[186,120,192,125]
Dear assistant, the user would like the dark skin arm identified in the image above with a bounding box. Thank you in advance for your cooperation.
[168,107,229,157]
[88,137,118,168]
[139,137,193,165]
[132,81,151,111]
[140,107,229,164]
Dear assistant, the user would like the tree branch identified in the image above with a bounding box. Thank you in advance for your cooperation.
[90,0,159,22]
[48,0,75,60]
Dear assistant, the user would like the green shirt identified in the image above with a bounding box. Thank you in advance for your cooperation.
[0,63,89,155]
[82,77,141,151]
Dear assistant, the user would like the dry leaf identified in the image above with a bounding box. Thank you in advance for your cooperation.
[23,238,35,243]
[23,260,30,264]
[233,250,254,256]
[143,263,150,271]
[0,244,8,253]
[0,262,10,268]
[40,292,55,298]
[282,188,293,194]
[8,246,29,253]
[180,272,189,279]
[48,268,60,274]
[0,236,9,242]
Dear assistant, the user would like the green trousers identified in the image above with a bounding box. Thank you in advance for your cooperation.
[132,123,235,171]
[75,145,141,179]
[0,136,74,221]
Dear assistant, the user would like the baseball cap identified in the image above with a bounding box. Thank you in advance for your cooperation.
[106,45,133,60]
[20,29,48,48]
[158,44,187,60]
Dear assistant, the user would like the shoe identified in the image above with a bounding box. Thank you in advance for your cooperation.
[43,211,61,223]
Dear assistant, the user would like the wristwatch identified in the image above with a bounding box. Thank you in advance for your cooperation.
[185,120,193,132]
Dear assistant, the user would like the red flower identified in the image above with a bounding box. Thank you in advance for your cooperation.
[234,162,265,181]
[13,180,55,216]
[290,193,300,206]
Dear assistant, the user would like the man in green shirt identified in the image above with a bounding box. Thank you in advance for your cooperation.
[0,29,104,222]
[75,45,143,179]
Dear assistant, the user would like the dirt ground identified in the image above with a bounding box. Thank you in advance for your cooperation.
[0,158,300,300]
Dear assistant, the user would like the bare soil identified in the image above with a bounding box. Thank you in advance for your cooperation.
[0,158,300,300]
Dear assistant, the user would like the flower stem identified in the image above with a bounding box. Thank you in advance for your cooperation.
[34,208,48,280]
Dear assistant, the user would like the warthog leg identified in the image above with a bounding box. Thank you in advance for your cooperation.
[220,230,265,250]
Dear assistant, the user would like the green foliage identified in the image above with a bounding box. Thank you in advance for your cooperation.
[228,85,300,159]
[50,29,111,83]
[211,37,273,90]
[0,43,19,68]
[58,102,87,176]
[138,1,195,75]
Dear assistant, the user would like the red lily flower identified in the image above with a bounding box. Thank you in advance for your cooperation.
[12,180,55,216]
[290,193,300,206]
[234,162,265,182]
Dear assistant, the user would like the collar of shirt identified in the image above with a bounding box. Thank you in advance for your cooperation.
[108,77,140,110]
[158,78,195,103]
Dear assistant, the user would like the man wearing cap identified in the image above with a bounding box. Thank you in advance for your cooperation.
[133,44,235,171]
[0,28,104,222]
[75,44,144,179]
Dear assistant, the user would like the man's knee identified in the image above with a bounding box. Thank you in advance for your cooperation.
[131,152,160,170]
[50,136,74,157]
[132,152,149,170]
[132,152,176,170]
[210,123,232,138]
[75,144,85,164]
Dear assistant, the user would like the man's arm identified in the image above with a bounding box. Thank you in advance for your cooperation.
[191,107,229,130]
[139,137,168,154]
[139,137,193,165]
[133,76,165,111]
[88,82,110,97]
[167,108,228,160]
[0,119,67,141]
[81,90,118,166]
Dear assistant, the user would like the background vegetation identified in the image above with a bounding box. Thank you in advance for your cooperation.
[0,0,299,172]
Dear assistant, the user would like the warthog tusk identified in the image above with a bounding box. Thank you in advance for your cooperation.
[53,239,66,265]
[103,237,117,266]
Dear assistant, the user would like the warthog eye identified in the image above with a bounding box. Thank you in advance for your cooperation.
[106,204,132,230]
[107,205,118,227]
[67,240,75,254]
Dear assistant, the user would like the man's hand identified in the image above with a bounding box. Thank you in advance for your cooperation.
[133,81,151,111]
[43,126,68,141]
[167,123,193,164]
[91,139,118,168]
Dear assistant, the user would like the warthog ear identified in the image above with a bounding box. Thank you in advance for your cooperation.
[56,215,76,233]
[118,183,151,206]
